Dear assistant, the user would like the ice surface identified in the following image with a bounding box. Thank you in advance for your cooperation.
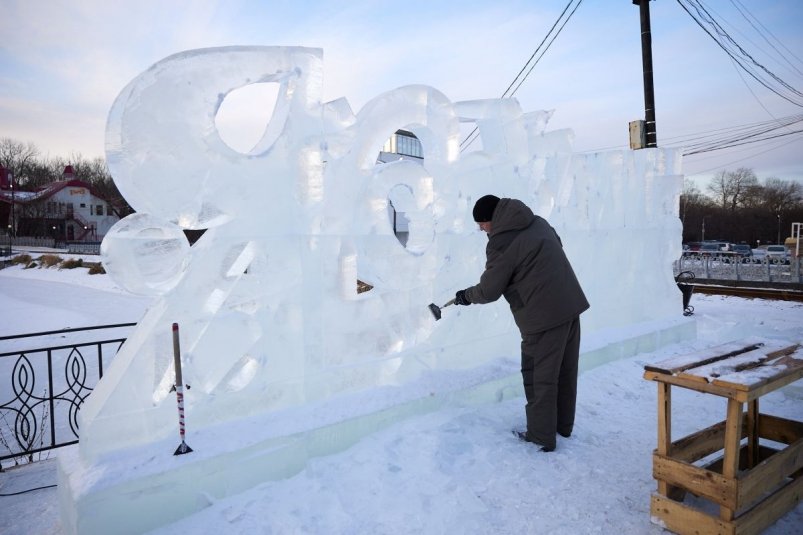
[100,213,190,295]
[84,46,684,464]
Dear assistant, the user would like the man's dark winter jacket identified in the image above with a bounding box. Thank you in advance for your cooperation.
[464,198,589,334]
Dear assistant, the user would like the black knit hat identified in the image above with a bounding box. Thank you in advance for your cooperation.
[473,195,500,222]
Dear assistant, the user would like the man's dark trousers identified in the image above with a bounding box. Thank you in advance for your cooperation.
[520,317,581,450]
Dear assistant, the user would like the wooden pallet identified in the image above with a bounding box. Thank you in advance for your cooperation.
[643,339,803,535]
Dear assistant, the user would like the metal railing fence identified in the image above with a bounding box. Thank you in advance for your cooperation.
[674,255,802,284]
[0,323,135,467]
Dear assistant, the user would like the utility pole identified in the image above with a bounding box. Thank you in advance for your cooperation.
[10,172,15,244]
[634,0,657,148]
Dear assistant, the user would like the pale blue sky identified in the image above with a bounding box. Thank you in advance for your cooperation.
[1,0,802,187]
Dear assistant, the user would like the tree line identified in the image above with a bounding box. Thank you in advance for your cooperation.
[681,167,803,246]
[0,137,133,218]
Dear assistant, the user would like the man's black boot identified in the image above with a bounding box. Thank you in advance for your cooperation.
[513,430,555,452]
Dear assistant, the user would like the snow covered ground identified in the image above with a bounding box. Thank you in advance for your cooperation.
[0,257,801,534]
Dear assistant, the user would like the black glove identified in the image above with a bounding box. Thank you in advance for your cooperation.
[455,289,470,306]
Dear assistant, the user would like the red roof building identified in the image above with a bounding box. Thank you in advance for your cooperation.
[1,166,121,242]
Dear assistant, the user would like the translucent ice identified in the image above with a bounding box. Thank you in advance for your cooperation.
[82,46,684,461]
[100,213,190,295]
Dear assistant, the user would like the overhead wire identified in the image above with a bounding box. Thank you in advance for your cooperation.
[729,55,786,123]
[684,128,803,155]
[688,0,803,101]
[508,0,584,97]
[498,0,575,100]
[582,114,803,154]
[730,0,803,78]
[684,135,803,176]
[705,0,803,81]
[655,1,803,161]
[458,0,801,164]
[460,0,584,152]
[679,114,803,152]
[661,114,803,144]
[675,0,803,107]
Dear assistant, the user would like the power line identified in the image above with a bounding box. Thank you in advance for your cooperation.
[508,0,584,97]
[676,0,803,108]
[680,115,803,153]
[460,0,584,151]
[498,1,576,100]
[663,2,803,156]
[705,0,803,81]
[689,0,803,100]
[684,134,803,176]
[661,114,803,144]
[580,114,803,156]
[684,127,803,156]
[728,55,785,123]
[730,0,803,77]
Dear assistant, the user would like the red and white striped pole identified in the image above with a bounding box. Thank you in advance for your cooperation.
[172,322,193,455]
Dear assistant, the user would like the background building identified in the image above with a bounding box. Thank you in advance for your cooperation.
[378,130,424,245]
[0,165,120,242]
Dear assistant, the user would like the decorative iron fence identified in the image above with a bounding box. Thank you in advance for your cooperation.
[66,241,101,255]
[0,236,57,249]
[0,323,135,468]
[674,256,802,283]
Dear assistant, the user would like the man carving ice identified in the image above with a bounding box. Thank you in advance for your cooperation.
[454,195,589,452]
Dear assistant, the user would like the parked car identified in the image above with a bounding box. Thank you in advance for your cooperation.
[730,244,752,262]
[751,248,766,263]
[698,243,722,258]
[765,245,790,264]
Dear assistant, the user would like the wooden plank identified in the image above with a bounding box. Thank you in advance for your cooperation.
[758,414,803,444]
[651,494,733,535]
[644,372,744,400]
[734,474,803,535]
[721,398,744,521]
[747,400,759,469]
[717,344,803,385]
[645,339,765,375]
[658,383,672,455]
[657,382,672,496]
[714,363,803,398]
[653,453,737,509]
[738,437,803,511]
[756,445,781,464]
[704,444,749,474]
[676,370,715,384]
[723,399,744,479]
[680,345,793,385]
[740,366,803,402]
[671,419,731,464]
[766,344,800,358]
[703,444,780,475]
[677,343,803,390]
[713,345,799,385]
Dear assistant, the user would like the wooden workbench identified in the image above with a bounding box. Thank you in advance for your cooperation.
[643,337,803,535]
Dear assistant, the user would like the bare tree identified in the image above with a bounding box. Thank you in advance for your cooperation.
[680,179,710,224]
[761,177,803,213]
[707,167,759,212]
[62,154,132,217]
[0,138,40,186]
[40,153,130,217]
[738,182,765,209]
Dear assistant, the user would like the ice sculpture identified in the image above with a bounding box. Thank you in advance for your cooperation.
[57,45,690,534]
[79,46,684,458]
